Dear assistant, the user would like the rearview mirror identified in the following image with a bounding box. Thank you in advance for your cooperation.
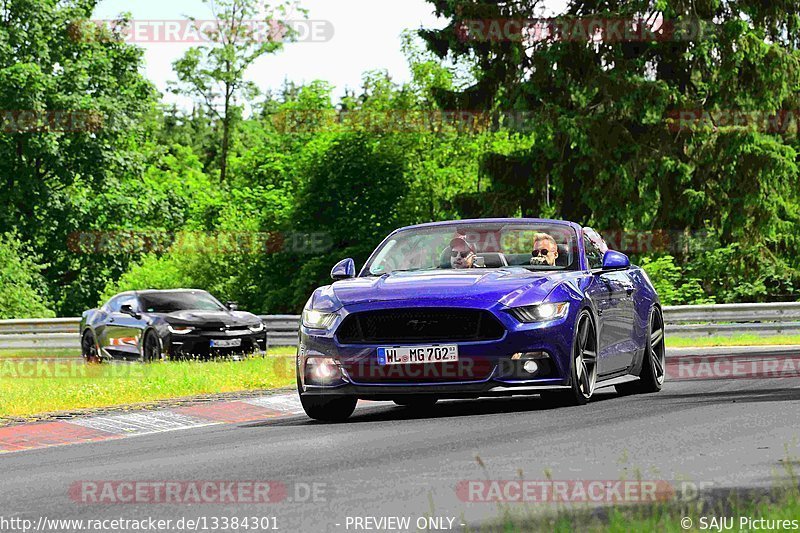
[331,258,356,280]
[601,250,630,271]
[120,304,140,319]
[226,301,239,311]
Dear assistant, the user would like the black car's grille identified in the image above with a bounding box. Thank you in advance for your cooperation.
[336,308,505,344]
[194,324,249,332]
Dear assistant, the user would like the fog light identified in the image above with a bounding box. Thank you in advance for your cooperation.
[305,356,342,384]
[315,362,335,379]
[523,360,539,374]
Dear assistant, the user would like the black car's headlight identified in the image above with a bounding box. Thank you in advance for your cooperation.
[168,324,196,335]
[509,302,570,323]
[302,309,338,330]
[248,322,265,333]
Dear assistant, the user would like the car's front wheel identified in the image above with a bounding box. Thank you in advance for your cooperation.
[81,330,101,364]
[299,394,357,422]
[546,309,597,407]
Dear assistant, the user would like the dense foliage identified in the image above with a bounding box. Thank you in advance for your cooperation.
[1,0,799,317]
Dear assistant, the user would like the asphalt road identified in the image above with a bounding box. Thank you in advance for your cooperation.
[2,377,799,533]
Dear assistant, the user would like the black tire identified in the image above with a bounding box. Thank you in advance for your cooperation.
[81,330,101,364]
[616,307,666,395]
[393,398,438,409]
[299,394,357,422]
[142,330,163,363]
[546,309,598,407]
[296,355,357,422]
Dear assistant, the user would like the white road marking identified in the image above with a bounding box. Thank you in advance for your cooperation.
[68,411,216,436]
[242,394,304,414]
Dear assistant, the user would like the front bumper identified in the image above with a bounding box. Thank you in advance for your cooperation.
[167,330,267,358]
[297,306,576,398]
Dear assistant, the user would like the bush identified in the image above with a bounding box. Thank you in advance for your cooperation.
[641,255,715,306]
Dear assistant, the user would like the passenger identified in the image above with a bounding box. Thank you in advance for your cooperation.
[531,232,559,266]
[449,236,478,269]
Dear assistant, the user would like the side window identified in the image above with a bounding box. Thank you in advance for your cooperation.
[105,296,121,313]
[107,295,138,313]
[583,233,604,270]
[117,295,139,312]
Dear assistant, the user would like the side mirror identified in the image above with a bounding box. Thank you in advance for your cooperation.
[601,250,630,271]
[120,304,141,319]
[226,301,239,311]
[331,258,356,280]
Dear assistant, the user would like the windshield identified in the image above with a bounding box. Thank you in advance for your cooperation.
[139,291,225,313]
[365,222,580,275]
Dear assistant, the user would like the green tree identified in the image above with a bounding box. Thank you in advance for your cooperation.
[420,0,800,301]
[0,0,160,315]
[171,0,300,182]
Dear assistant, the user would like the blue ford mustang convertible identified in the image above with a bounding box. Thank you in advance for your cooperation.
[297,219,665,421]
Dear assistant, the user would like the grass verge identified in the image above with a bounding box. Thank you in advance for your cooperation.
[469,457,800,532]
[0,354,296,418]
[476,490,800,532]
[0,348,82,359]
[665,334,800,348]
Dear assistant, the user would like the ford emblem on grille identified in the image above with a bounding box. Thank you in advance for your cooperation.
[407,319,436,331]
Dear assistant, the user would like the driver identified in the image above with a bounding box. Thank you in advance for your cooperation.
[450,236,478,269]
[531,232,559,266]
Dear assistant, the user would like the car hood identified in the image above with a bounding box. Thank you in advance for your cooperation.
[162,310,260,327]
[326,268,578,309]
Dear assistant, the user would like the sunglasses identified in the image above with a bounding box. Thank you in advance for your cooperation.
[451,250,472,258]
[532,248,553,257]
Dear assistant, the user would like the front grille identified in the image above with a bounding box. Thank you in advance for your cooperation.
[195,324,249,332]
[336,308,505,344]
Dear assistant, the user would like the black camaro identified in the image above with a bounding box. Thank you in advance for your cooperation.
[80,289,267,362]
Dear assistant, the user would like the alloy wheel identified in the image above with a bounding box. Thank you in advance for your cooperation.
[575,313,598,399]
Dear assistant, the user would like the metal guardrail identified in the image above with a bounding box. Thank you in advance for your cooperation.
[663,302,800,337]
[1,302,799,350]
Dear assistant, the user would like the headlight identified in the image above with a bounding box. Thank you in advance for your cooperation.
[248,322,265,333]
[509,302,570,323]
[302,309,337,329]
[168,324,195,335]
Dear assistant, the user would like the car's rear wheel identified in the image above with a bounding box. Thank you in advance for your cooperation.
[616,307,666,395]
[81,330,101,364]
[547,310,597,406]
[142,330,163,363]
[393,398,438,409]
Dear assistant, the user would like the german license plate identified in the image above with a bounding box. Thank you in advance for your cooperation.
[377,345,458,365]
[210,338,242,348]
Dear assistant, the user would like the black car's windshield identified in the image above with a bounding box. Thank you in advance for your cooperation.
[139,291,225,313]
[365,222,580,275]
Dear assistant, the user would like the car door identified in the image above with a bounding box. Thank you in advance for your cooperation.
[582,231,634,375]
[96,295,145,359]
